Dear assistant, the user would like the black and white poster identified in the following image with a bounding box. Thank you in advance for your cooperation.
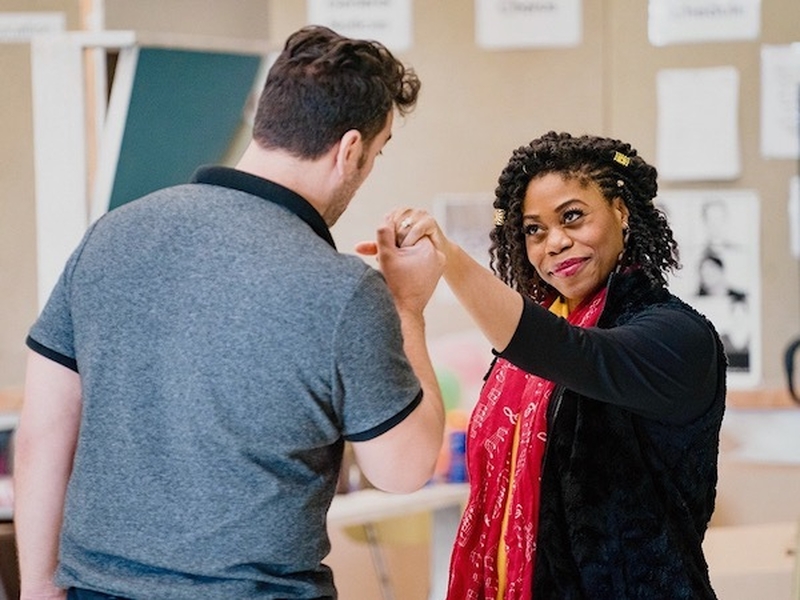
[657,189,762,388]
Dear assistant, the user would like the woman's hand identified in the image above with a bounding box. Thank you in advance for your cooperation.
[392,208,451,254]
[355,208,450,251]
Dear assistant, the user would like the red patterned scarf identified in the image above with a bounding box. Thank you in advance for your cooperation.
[446,287,607,599]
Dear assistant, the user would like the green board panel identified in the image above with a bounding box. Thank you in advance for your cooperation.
[109,47,261,210]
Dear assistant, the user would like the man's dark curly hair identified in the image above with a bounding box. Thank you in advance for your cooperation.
[253,25,420,159]
[490,131,680,302]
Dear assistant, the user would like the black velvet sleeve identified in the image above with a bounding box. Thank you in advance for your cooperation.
[498,296,720,424]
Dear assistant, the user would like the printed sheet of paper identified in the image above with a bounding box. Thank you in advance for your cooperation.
[0,11,65,42]
[790,176,800,259]
[656,189,762,389]
[475,0,582,50]
[432,193,495,303]
[656,66,741,181]
[648,0,760,46]
[307,0,412,52]
[760,44,800,160]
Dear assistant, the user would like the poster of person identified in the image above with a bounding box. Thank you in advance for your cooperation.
[656,189,762,388]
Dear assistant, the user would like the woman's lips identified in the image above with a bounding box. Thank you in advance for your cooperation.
[551,257,586,277]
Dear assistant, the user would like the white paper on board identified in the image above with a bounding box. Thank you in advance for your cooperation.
[790,176,800,259]
[0,11,65,42]
[432,192,495,304]
[760,44,800,160]
[307,0,412,52]
[656,66,741,182]
[475,0,582,50]
[648,0,760,46]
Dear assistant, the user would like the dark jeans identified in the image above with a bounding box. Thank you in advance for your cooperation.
[68,589,132,600]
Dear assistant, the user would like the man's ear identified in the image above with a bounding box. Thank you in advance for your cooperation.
[335,129,363,177]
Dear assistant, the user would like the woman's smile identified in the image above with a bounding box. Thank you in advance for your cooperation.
[550,256,588,278]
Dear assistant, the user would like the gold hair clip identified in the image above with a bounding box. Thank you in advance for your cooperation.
[493,209,506,227]
[613,151,631,167]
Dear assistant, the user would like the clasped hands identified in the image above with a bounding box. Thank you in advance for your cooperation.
[355,209,446,313]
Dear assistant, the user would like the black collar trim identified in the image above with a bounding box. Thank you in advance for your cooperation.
[191,166,336,249]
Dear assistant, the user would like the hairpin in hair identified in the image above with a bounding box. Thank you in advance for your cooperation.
[493,209,506,227]
[616,179,624,187]
[613,151,631,167]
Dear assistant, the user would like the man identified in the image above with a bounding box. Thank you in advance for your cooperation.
[14,25,444,600]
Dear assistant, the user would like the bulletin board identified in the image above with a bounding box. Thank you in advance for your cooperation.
[104,47,262,211]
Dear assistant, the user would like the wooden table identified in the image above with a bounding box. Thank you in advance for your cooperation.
[329,483,469,600]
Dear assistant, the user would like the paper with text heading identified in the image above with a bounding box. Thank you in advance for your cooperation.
[760,44,800,160]
[0,11,65,42]
[648,0,761,46]
[475,0,582,50]
[307,0,412,52]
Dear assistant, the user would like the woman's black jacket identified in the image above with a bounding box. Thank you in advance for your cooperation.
[499,269,727,599]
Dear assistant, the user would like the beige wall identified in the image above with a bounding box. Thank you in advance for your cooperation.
[0,0,82,388]
[1,1,798,391]
[0,41,37,390]
[103,0,271,40]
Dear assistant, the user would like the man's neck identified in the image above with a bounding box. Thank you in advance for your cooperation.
[235,140,333,220]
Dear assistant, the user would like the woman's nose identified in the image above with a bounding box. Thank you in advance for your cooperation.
[545,227,572,254]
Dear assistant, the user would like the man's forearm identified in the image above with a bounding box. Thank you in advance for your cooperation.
[15,351,81,599]
[397,309,445,463]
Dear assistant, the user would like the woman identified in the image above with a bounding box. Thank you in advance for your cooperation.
[369,132,726,599]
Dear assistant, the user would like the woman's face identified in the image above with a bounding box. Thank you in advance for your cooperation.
[522,172,629,311]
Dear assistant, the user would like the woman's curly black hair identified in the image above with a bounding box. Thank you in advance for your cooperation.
[489,131,680,302]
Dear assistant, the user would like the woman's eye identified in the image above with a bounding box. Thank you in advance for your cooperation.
[563,209,584,224]
[523,224,541,237]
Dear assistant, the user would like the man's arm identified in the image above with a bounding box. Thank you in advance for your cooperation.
[352,219,445,493]
[14,350,82,599]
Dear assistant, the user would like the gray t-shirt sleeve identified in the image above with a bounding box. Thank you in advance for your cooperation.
[332,267,422,442]
[26,234,90,371]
